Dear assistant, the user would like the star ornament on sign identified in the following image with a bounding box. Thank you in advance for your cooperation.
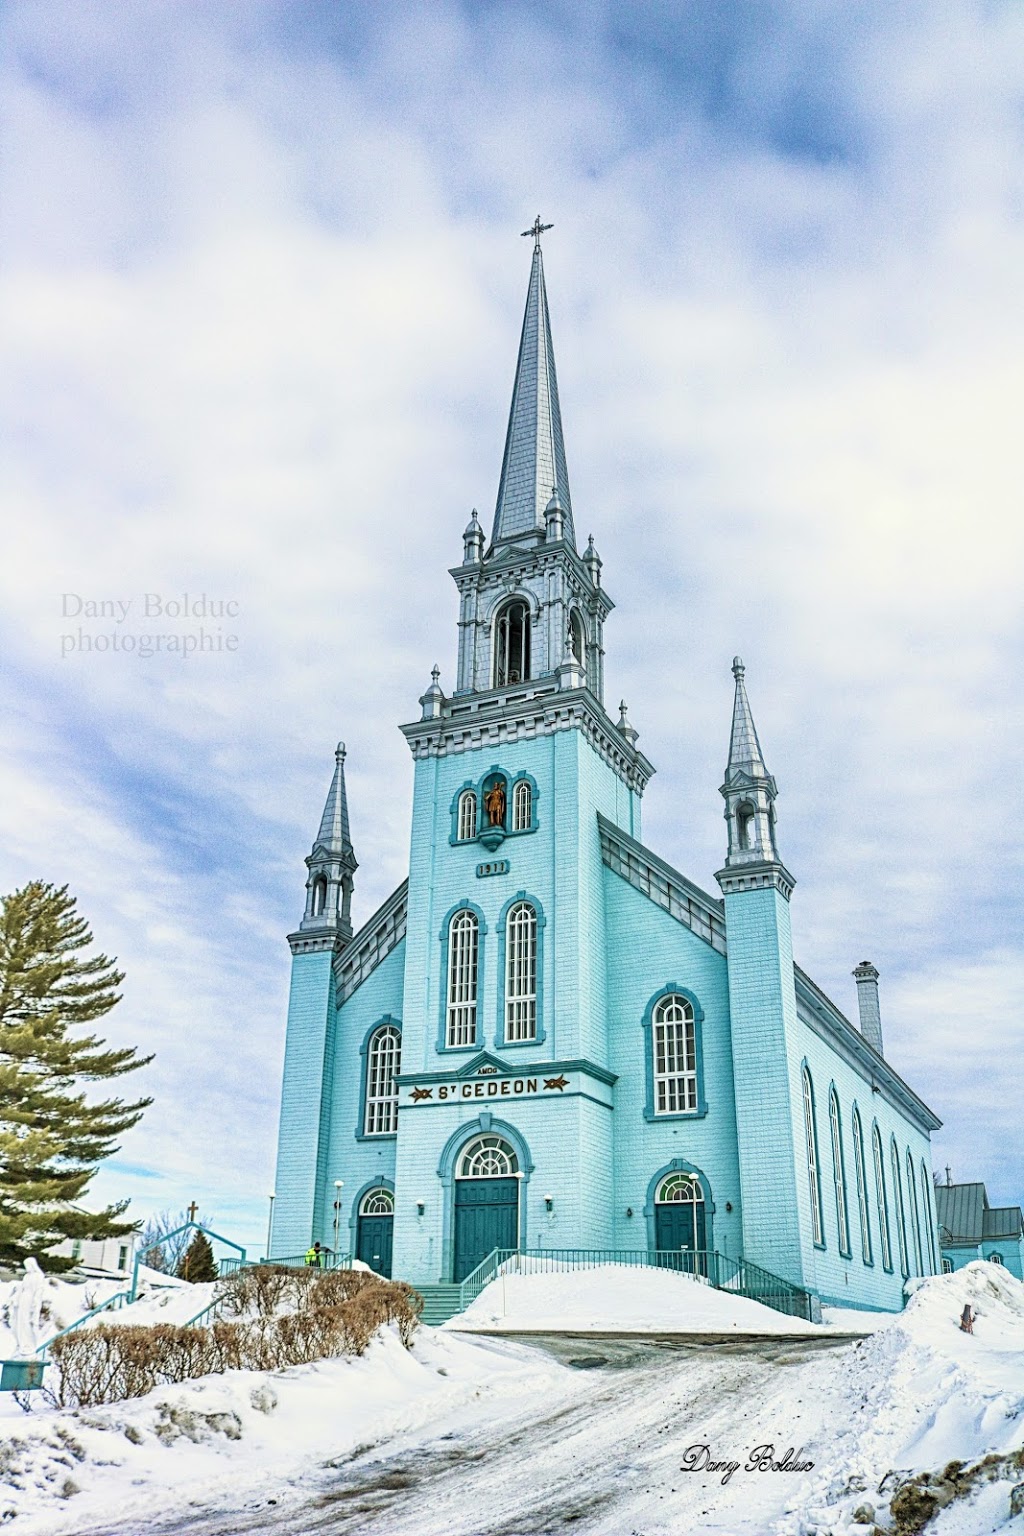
[522,216,553,247]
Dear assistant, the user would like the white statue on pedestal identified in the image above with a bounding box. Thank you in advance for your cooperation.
[8,1257,45,1357]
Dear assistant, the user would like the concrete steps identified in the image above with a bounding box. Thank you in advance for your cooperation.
[415,1284,464,1326]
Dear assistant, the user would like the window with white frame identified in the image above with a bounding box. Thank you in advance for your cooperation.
[457,789,478,841]
[872,1125,893,1271]
[657,1172,703,1207]
[830,1089,851,1256]
[891,1139,909,1277]
[364,1024,401,1135]
[852,1109,872,1264]
[922,1159,939,1273]
[446,910,479,1047]
[652,994,697,1114]
[941,1256,953,1274]
[906,1150,923,1276]
[360,1188,394,1216]
[459,1134,518,1177]
[504,901,537,1042]
[802,1067,824,1245]
[512,779,532,831]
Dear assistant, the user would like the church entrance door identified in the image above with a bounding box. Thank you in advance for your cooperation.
[654,1172,707,1276]
[453,1134,520,1282]
[356,1188,394,1278]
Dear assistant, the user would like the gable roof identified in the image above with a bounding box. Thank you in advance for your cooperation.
[934,1182,987,1242]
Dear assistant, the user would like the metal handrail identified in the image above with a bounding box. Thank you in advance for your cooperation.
[35,1287,132,1362]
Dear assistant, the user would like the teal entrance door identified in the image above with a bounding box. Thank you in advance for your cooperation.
[654,1172,707,1275]
[453,1177,519,1281]
[356,1189,394,1277]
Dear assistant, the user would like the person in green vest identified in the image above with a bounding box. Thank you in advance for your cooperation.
[305,1241,323,1268]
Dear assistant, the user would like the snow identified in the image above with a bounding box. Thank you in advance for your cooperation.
[448,1260,857,1334]
[0,1261,1021,1535]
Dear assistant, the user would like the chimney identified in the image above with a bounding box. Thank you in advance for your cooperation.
[852,961,883,1054]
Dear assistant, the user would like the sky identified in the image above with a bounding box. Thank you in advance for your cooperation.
[1,0,1022,1256]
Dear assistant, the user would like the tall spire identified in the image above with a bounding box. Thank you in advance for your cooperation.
[718,657,789,881]
[491,220,575,548]
[299,741,357,941]
[725,657,769,784]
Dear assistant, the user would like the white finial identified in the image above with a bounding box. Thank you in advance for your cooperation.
[732,656,745,678]
[431,664,440,685]
[335,741,346,760]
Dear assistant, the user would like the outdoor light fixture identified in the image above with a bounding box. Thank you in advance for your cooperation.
[625,1207,633,1218]
[416,1199,425,1215]
[544,1194,553,1212]
[725,1201,733,1212]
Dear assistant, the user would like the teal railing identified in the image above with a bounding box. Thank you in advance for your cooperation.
[35,1287,132,1362]
[444,1248,813,1322]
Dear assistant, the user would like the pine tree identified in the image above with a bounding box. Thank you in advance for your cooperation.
[0,881,153,1271]
[177,1230,217,1283]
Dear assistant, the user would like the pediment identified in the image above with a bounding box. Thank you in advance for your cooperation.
[456,1051,515,1078]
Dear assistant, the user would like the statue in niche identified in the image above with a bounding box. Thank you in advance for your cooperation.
[484,780,506,827]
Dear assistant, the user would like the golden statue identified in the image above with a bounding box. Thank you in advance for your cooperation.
[484,780,506,827]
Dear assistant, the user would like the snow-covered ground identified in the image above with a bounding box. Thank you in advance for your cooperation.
[448,1260,874,1335]
[0,1262,1021,1535]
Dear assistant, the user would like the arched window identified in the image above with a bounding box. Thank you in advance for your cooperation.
[512,779,532,832]
[652,995,697,1114]
[457,789,478,841]
[459,1134,518,1178]
[906,1150,924,1277]
[568,608,585,665]
[446,910,479,1047]
[891,1139,909,1277]
[941,1257,953,1274]
[311,876,327,916]
[364,1025,401,1136]
[493,599,531,687]
[360,1187,394,1216]
[852,1109,872,1264]
[921,1159,939,1273]
[872,1126,893,1271]
[656,1172,703,1207]
[802,1067,824,1245]
[830,1089,851,1256]
[504,901,537,1042]
[736,803,756,851]
[990,1252,1004,1265]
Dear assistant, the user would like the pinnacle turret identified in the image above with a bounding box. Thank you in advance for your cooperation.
[716,657,792,894]
[299,741,358,942]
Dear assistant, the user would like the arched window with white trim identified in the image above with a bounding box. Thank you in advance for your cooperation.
[459,1134,518,1178]
[830,1089,851,1256]
[360,1187,394,1216]
[446,910,479,1048]
[364,1025,401,1136]
[906,1149,924,1276]
[852,1108,872,1264]
[802,1067,824,1245]
[511,779,532,832]
[457,790,478,841]
[891,1138,909,1277]
[652,995,697,1114]
[872,1125,893,1271]
[493,599,531,687]
[504,901,537,1042]
[921,1159,938,1273]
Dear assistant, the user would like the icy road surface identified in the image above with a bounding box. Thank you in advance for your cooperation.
[85,1334,854,1536]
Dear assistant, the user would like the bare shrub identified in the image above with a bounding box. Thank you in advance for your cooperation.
[51,1272,421,1407]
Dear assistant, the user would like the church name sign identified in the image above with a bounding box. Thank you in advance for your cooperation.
[401,1071,573,1107]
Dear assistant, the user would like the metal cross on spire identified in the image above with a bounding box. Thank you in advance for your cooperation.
[521,215,553,247]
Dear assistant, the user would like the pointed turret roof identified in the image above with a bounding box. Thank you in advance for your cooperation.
[725,657,769,784]
[492,226,575,548]
[314,741,355,865]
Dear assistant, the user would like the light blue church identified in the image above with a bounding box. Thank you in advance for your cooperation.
[272,227,942,1314]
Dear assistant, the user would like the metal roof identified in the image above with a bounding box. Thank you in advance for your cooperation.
[983,1206,1024,1241]
[935,1182,988,1242]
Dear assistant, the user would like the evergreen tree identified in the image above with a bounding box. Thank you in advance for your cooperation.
[177,1230,217,1283]
[0,881,153,1271]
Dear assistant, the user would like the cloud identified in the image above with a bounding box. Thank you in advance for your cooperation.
[0,0,1021,1244]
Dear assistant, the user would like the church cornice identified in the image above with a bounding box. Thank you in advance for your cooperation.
[401,686,654,795]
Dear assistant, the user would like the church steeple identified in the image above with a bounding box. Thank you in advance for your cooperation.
[299,741,357,942]
[717,658,793,895]
[491,218,575,549]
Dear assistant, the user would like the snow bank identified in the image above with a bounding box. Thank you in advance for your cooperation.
[0,1275,128,1360]
[448,1261,837,1334]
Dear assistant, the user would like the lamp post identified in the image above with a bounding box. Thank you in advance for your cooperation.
[265,1192,275,1261]
[333,1180,344,1266]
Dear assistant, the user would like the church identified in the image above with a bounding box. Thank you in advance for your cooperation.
[271,225,942,1314]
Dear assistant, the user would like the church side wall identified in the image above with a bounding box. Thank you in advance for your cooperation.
[796,1017,940,1308]
[603,872,742,1259]
[322,939,407,1252]
[271,949,335,1259]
